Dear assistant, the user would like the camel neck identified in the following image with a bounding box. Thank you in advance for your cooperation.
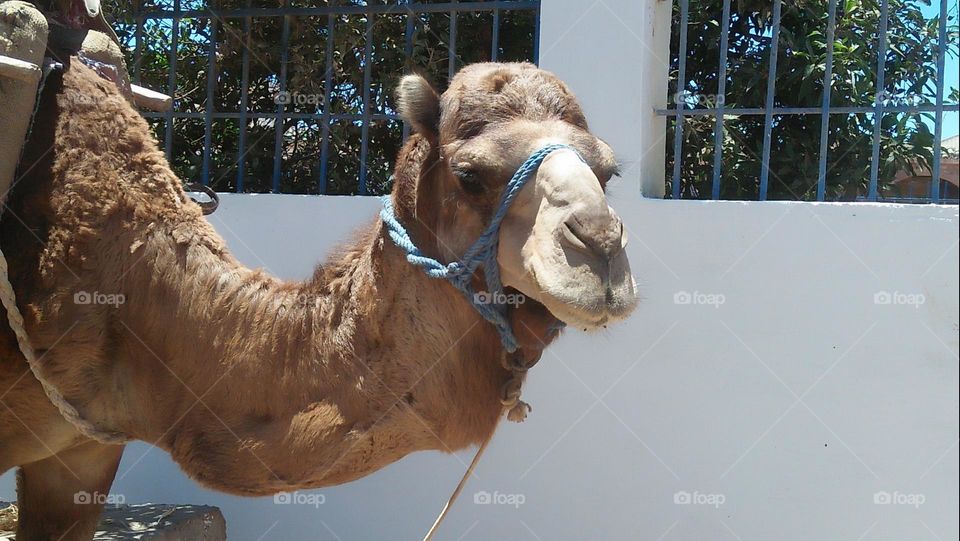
[116,215,507,492]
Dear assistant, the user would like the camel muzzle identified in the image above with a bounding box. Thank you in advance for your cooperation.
[380,143,584,353]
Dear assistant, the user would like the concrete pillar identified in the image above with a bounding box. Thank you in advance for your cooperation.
[538,0,671,198]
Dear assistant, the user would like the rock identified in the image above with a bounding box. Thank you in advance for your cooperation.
[0,502,226,540]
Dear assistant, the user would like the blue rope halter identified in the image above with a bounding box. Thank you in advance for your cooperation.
[380,143,581,352]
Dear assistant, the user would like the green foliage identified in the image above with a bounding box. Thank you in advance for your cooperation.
[104,1,536,194]
[667,0,959,200]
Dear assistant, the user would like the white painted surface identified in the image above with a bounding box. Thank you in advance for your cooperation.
[3,192,957,540]
[539,0,672,197]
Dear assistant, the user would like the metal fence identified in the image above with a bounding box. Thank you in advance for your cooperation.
[660,0,959,203]
[120,0,540,195]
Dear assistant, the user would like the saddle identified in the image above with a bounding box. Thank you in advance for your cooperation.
[0,0,172,200]
[0,1,189,446]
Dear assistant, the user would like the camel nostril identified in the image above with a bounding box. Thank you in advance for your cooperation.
[562,214,624,262]
[562,218,591,252]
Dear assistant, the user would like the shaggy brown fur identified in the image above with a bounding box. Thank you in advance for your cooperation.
[0,60,610,540]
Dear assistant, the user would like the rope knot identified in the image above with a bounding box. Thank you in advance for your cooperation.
[499,361,530,423]
[445,262,471,284]
[506,401,531,423]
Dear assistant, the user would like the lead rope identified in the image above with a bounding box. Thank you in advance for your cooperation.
[422,351,530,541]
[421,417,498,541]
[0,252,127,444]
[403,147,571,540]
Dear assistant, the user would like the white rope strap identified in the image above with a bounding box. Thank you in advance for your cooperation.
[0,247,127,444]
[421,352,531,540]
[421,420,498,541]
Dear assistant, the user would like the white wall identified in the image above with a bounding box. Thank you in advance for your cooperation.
[3,1,957,538]
[539,0,672,197]
[3,192,956,540]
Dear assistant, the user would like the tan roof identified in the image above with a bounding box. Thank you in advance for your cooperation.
[942,135,959,157]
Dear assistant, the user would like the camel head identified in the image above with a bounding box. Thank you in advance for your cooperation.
[393,62,637,333]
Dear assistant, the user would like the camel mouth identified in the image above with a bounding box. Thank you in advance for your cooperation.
[518,250,639,331]
[537,284,638,331]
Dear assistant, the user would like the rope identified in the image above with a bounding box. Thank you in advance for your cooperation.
[408,147,584,539]
[422,351,530,541]
[381,143,580,352]
[0,250,127,444]
[421,419,496,541]
[0,56,126,445]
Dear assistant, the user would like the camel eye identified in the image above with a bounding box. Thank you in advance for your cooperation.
[453,166,484,194]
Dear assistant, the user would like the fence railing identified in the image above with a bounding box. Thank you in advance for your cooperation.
[120,0,540,195]
[117,0,957,203]
[659,0,959,203]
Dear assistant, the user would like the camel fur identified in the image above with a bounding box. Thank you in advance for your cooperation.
[0,59,635,540]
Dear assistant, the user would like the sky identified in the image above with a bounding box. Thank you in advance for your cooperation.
[922,0,960,139]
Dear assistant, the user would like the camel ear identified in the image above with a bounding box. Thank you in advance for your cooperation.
[396,74,440,138]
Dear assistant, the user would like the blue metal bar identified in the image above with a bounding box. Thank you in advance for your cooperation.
[491,8,500,61]
[656,104,960,116]
[710,0,731,200]
[758,0,782,201]
[402,4,414,141]
[150,104,960,120]
[533,2,541,64]
[816,0,838,201]
[236,8,251,192]
[867,0,891,201]
[670,0,690,199]
[877,196,959,204]
[164,0,180,162]
[449,3,458,80]
[141,2,540,19]
[358,13,375,195]
[930,0,948,203]
[133,14,143,85]
[143,111,403,121]
[136,1,539,196]
[319,12,335,194]
[272,14,291,192]
[201,17,217,186]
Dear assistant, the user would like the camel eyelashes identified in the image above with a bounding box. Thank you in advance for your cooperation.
[597,164,621,187]
[452,166,484,194]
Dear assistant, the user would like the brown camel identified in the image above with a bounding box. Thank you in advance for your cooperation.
[0,59,636,540]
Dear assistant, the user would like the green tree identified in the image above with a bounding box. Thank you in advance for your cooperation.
[103,0,537,194]
[666,0,959,200]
